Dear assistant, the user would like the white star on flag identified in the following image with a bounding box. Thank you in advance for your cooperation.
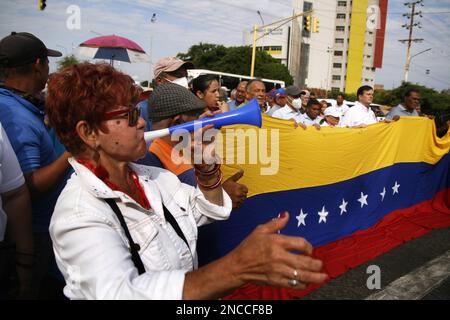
[296,209,308,227]
[392,181,400,195]
[339,199,348,215]
[380,188,386,201]
[318,206,329,224]
[358,192,368,208]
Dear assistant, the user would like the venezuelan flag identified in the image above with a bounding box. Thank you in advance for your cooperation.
[210,115,450,299]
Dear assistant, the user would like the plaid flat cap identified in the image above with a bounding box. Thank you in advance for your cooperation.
[148,82,206,122]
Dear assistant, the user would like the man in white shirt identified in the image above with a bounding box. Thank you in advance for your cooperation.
[327,93,349,118]
[340,86,377,128]
[297,99,323,130]
[271,85,303,121]
[266,88,287,116]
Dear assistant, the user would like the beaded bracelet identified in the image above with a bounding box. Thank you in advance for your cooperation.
[196,171,223,190]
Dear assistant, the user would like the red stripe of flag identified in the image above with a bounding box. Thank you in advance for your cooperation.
[224,188,450,300]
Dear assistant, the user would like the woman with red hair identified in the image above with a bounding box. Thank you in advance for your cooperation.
[46,63,326,300]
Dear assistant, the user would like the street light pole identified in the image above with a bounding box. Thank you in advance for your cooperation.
[250,10,312,78]
[149,13,157,84]
[411,47,431,60]
[257,10,265,26]
[326,46,333,94]
[250,25,258,78]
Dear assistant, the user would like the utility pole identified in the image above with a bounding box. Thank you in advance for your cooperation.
[250,10,312,78]
[399,0,424,83]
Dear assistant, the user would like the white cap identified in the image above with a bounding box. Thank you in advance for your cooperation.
[324,108,341,118]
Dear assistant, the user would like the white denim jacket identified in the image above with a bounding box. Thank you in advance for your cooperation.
[50,158,232,300]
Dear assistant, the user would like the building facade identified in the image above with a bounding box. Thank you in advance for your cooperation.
[243,0,388,94]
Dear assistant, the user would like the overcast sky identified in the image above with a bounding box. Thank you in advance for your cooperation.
[1,0,449,91]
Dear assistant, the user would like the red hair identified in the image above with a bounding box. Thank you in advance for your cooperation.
[46,63,139,154]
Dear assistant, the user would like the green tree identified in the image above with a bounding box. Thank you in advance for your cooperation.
[388,82,450,113]
[56,54,85,70]
[177,43,293,85]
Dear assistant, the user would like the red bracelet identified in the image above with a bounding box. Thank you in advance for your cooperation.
[196,171,223,190]
[194,163,221,177]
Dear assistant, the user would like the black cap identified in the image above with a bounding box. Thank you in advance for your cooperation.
[0,32,62,68]
[148,83,206,122]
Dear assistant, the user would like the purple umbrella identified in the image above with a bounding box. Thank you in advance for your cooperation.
[77,35,149,66]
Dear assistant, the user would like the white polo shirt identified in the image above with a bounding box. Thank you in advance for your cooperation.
[340,102,377,127]
[271,105,302,120]
[297,113,323,126]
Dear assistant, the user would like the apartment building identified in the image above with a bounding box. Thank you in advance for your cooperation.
[243,0,388,94]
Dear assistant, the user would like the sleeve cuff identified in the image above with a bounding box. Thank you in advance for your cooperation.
[193,186,232,221]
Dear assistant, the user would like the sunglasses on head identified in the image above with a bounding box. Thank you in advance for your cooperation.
[102,106,141,127]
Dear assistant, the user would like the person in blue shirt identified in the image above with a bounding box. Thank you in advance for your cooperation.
[0,32,71,298]
[386,89,420,120]
[228,81,247,110]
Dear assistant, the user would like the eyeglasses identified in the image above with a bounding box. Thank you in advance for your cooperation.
[102,106,141,127]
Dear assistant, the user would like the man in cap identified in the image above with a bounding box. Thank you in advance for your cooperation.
[300,89,310,113]
[137,56,194,132]
[266,88,286,116]
[153,56,194,88]
[321,107,341,127]
[0,32,71,297]
[136,83,248,266]
[271,85,304,123]
[266,88,277,109]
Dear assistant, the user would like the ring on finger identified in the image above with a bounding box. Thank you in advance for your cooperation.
[288,279,299,287]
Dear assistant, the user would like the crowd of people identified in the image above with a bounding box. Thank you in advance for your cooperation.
[0,31,440,300]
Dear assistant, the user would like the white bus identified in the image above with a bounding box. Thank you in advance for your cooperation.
[187,69,286,93]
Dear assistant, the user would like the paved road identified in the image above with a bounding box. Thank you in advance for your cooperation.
[302,227,450,300]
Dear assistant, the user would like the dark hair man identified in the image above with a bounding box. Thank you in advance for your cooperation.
[386,89,420,120]
[340,85,377,127]
[228,81,248,110]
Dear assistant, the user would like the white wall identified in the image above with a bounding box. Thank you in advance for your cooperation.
[306,1,337,89]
